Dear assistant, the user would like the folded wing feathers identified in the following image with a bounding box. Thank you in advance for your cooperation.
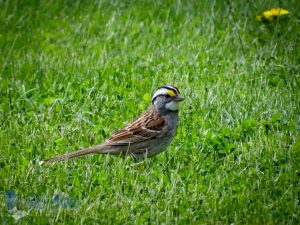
[106,109,166,144]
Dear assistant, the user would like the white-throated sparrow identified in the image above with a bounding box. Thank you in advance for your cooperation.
[44,85,184,163]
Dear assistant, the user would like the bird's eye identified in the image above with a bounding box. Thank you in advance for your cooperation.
[166,94,171,98]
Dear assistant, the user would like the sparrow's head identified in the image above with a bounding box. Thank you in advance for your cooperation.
[151,85,184,113]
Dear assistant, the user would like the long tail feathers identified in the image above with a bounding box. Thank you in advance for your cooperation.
[43,145,103,164]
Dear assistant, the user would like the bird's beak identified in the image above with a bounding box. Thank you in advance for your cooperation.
[175,94,184,102]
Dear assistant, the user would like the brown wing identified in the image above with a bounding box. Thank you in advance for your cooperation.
[105,108,166,145]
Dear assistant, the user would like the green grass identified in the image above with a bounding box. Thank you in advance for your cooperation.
[1,0,300,224]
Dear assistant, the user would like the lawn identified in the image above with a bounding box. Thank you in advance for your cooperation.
[0,0,299,224]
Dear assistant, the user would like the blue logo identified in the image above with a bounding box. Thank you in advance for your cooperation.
[4,190,79,210]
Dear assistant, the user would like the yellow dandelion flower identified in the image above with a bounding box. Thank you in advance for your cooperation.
[256,8,289,22]
[270,8,289,16]
[262,10,275,22]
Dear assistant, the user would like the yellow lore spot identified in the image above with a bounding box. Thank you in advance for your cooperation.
[167,90,177,97]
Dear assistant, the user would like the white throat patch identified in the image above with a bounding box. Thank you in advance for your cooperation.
[165,101,179,111]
